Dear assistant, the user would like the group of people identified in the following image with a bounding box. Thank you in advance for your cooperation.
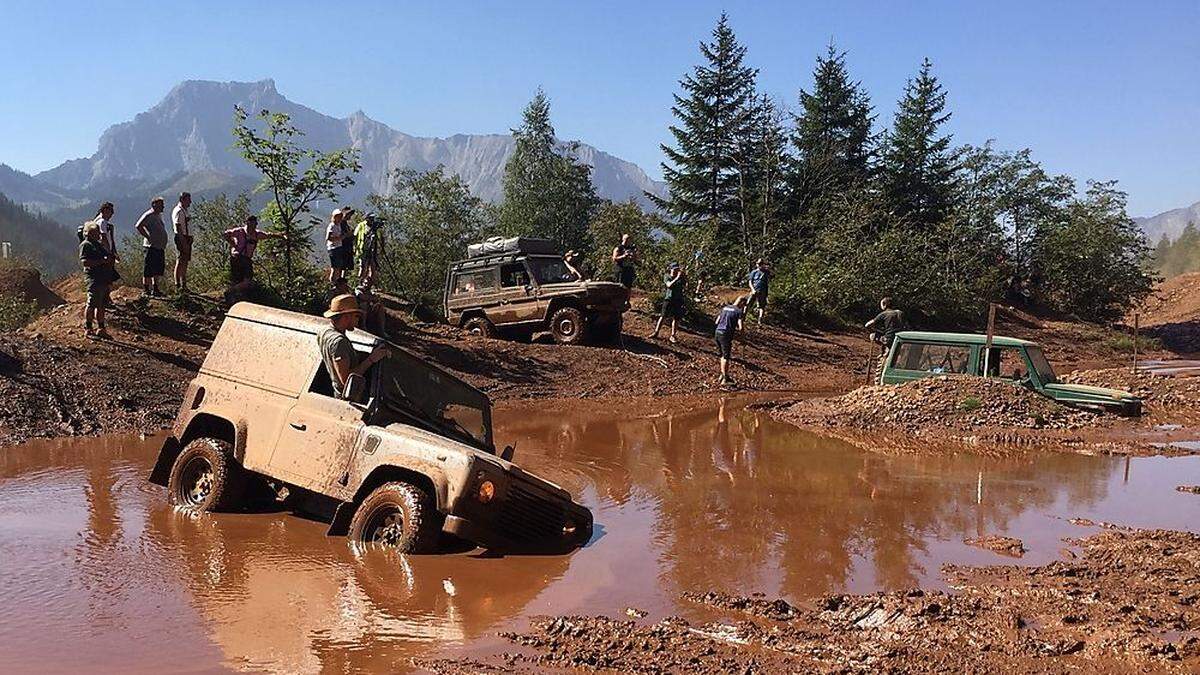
[77,193,195,338]
[76,196,391,338]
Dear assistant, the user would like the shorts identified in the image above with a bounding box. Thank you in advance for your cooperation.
[330,245,353,271]
[174,234,193,262]
[663,296,684,319]
[143,247,166,278]
[86,280,111,309]
[617,267,635,288]
[748,289,768,309]
[714,330,734,359]
[230,254,254,284]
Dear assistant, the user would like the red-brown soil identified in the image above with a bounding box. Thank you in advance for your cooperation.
[1137,272,1200,354]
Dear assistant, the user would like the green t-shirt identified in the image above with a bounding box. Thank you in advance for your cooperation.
[317,327,359,397]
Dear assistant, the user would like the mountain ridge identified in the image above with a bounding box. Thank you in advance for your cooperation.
[1135,200,1200,244]
[29,78,665,208]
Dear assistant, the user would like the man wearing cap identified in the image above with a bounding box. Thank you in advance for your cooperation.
[135,197,169,297]
[650,262,686,343]
[327,207,355,283]
[319,293,390,398]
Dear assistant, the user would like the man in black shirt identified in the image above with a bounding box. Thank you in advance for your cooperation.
[865,296,906,354]
[79,223,114,339]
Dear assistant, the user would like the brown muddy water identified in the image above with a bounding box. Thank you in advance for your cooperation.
[2,397,1198,673]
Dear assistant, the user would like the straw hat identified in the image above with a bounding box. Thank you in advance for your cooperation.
[324,293,363,318]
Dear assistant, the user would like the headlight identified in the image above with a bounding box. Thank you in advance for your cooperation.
[477,479,495,503]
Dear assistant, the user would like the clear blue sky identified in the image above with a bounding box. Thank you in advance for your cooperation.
[1,0,1196,216]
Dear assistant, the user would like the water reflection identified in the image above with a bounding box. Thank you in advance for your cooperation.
[1,398,1197,673]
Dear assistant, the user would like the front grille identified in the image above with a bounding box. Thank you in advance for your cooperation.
[494,482,569,541]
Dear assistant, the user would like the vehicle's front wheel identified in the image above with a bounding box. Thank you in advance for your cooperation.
[349,481,441,553]
[549,307,585,345]
[167,437,244,512]
[463,315,497,339]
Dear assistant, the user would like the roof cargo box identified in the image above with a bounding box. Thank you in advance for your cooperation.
[467,237,559,258]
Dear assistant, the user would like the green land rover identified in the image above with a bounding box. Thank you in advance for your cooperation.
[880,331,1143,416]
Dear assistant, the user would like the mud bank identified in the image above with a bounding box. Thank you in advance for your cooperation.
[768,369,1200,458]
[424,528,1200,673]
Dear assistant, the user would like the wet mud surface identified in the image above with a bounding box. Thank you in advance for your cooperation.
[2,398,1199,672]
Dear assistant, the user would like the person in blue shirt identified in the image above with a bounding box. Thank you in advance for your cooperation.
[714,295,747,386]
[747,258,771,322]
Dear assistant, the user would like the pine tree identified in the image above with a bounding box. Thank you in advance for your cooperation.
[790,44,875,216]
[654,12,759,255]
[499,89,599,252]
[879,58,956,229]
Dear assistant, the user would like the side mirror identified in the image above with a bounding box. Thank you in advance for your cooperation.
[500,444,515,462]
[344,373,368,403]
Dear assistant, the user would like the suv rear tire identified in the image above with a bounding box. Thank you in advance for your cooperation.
[549,307,585,345]
[167,437,245,512]
[349,481,440,553]
[463,316,497,339]
[590,315,623,344]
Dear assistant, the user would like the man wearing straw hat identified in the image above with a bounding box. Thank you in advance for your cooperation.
[318,293,390,398]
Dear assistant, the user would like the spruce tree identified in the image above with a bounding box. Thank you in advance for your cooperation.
[790,44,875,216]
[879,58,956,229]
[499,89,599,252]
[654,12,758,260]
[733,94,790,259]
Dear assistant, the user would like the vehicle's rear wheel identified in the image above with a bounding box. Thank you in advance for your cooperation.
[463,315,497,339]
[349,481,440,553]
[167,437,244,512]
[549,307,585,345]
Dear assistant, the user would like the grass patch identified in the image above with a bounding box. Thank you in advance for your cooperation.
[958,396,982,412]
[1105,333,1162,353]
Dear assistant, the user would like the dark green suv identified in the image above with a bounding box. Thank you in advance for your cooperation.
[881,331,1142,415]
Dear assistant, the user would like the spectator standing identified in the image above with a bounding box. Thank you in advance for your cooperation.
[327,207,356,283]
[79,222,114,339]
[354,213,384,290]
[746,258,771,322]
[223,215,286,296]
[714,295,747,387]
[650,262,685,343]
[864,296,907,356]
[171,192,193,293]
[611,233,637,288]
[135,197,168,297]
[93,202,117,256]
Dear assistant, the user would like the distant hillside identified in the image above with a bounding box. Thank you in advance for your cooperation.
[27,78,666,210]
[0,192,79,279]
[1136,200,1200,243]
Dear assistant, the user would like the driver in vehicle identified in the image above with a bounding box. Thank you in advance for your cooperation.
[319,293,390,398]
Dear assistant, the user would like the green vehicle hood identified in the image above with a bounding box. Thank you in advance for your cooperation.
[1043,382,1139,402]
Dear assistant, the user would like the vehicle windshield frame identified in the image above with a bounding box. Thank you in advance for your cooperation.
[526,255,573,285]
[367,345,494,452]
[1024,346,1057,385]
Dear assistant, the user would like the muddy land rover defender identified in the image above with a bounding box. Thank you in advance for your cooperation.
[444,237,629,344]
[149,302,593,553]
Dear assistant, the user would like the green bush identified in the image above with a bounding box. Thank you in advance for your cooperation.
[0,293,37,331]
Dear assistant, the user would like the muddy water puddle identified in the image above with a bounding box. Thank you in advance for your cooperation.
[2,398,1198,673]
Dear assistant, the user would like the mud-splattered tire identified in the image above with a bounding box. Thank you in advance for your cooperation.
[167,437,244,512]
[463,316,497,339]
[349,481,440,553]
[549,307,585,345]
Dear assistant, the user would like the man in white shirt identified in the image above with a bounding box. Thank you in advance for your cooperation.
[172,192,192,293]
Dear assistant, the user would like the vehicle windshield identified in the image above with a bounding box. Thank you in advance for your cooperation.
[527,256,575,284]
[1025,346,1057,384]
[372,346,493,451]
